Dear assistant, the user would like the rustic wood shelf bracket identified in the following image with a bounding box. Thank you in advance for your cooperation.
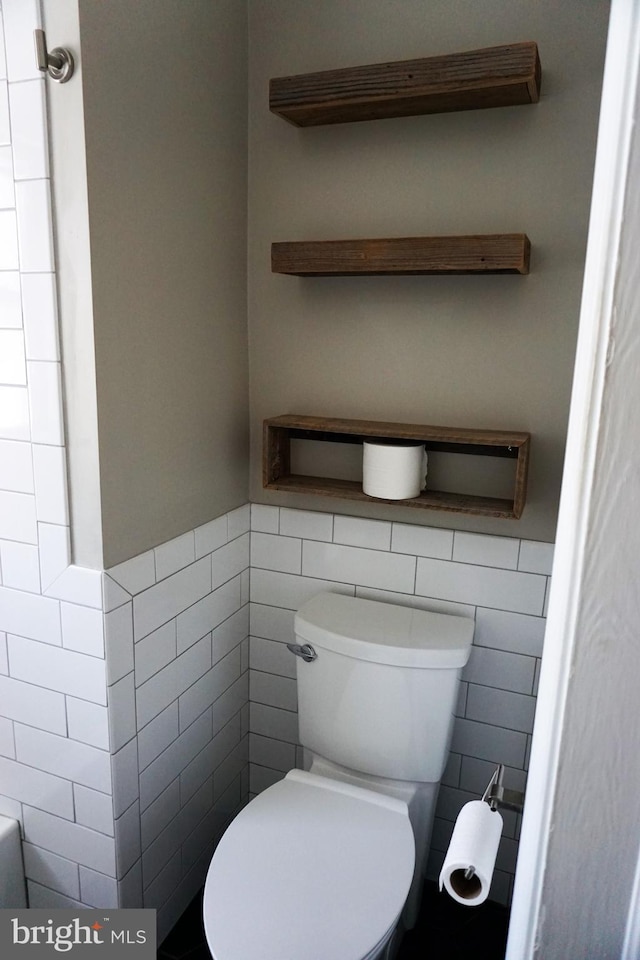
[272,234,530,276]
[270,41,541,127]
[263,415,530,519]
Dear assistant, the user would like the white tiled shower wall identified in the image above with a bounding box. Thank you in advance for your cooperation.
[249,504,552,905]
[0,0,120,916]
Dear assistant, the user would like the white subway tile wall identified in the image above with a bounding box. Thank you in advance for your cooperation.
[0,0,72,646]
[248,506,552,906]
[1,513,249,927]
[105,510,250,941]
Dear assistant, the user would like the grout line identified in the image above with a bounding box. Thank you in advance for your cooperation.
[133,569,247,645]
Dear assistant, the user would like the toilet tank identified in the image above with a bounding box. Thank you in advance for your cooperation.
[294,593,474,782]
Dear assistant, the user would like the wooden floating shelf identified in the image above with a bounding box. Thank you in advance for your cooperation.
[264,415,530,519]
[272,234,531,276]
[270,42,541,127]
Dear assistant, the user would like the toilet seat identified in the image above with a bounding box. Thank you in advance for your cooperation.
[203,769,415,960]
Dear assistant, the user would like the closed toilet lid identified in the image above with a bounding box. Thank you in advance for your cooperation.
[203,770,415,960]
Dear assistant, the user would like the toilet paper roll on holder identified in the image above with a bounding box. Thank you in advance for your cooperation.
[463,764,524,881]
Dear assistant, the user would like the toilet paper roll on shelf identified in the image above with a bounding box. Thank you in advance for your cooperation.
[362,440,428,500]
[438,799,503,906]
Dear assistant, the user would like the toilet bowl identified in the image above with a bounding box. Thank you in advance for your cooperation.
[203,770,415,960]
[202,592,473,960]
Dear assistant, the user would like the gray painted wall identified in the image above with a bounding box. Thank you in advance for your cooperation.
[48,0,250,568]
[48,0,609,567]
[247,0,610,543]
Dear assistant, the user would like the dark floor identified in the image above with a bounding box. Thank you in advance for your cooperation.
[158,880,509,960]
[396,882,510,960]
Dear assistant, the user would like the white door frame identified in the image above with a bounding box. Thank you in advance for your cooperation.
[506,1,640,956]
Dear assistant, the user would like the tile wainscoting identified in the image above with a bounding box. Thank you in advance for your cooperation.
[1,495,549,928]
[249,504,553,906]
[0,502,251,942]
[105,505,250,940]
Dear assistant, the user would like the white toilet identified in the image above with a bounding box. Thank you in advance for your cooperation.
[203,591,473,960]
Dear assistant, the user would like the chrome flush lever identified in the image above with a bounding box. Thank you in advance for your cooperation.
[34,29,75,83]
[286,643,317,662]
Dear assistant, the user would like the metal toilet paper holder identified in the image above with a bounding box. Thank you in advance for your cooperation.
[481,763,525,813]
[462,764,525,883]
